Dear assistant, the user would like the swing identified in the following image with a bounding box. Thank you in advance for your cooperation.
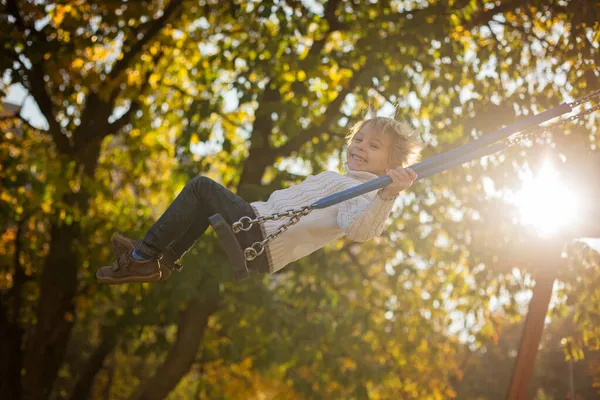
[210,90,600,281]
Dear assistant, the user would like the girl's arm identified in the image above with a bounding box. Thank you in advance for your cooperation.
[337,190,398,242]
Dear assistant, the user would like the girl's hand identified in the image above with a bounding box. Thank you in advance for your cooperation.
[379,167,417,199]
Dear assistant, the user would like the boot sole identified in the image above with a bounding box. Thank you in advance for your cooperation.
[96,270,162,284]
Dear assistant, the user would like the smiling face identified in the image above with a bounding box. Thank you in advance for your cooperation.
[346,122,393,176]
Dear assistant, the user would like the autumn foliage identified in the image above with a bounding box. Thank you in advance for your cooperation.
[1,1,599,399]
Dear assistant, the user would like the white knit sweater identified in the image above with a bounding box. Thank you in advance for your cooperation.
[250,167,398,273]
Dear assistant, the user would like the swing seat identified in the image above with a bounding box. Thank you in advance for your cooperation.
[209,214,250,281]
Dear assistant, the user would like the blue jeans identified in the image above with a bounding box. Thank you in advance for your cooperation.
[138,176,269,274]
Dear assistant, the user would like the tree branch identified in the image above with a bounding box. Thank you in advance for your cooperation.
[165,83,195,97]
[108,0,184,81]
[299,0,346,69]
[93,49,164,141]
[127,280,219,400]
[215,110,252,135]
[5,0,43,41]
[21,67,68,148]
[323,0,343,28]
[105,101,140,136]
[6,0,72,153]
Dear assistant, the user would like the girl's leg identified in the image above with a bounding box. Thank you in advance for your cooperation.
[98,176,269,283]
[156,176,271,276]
[138,176,249,261]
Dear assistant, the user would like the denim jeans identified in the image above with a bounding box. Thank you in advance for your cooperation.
[139,176,270,274]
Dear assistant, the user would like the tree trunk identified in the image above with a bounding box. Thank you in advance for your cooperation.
[22,138,101,399]
[238,147,275,201]
[0,219,28,399]
[0,306,23,399]
[237,85,279,201]
[103,356,116,400]
[128,288,219,400]
[68,327,120,400]
[21,221,82,399]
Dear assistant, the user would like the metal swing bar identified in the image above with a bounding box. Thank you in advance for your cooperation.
[210,91,600,280]
[415,139,510,180]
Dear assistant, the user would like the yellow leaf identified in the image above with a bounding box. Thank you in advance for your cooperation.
[282,71,295,83]
[127,71,140,86]
[149,73,160,87]
[72,58,84,69]
[42,201,52,213]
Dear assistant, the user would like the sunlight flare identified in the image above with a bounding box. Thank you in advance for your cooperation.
[511,161,579,236]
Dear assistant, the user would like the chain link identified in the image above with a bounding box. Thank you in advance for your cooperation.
[505,126,546,147]
[232,206,312,232]
[233,206,313,261]
[505,100,600,149]
[561,102,600,124]
[566,88,600,109]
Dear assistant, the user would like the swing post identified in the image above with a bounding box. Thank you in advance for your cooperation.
[505,243,561,400]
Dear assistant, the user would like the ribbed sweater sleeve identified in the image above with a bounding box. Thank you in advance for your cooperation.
[336,190,398,242]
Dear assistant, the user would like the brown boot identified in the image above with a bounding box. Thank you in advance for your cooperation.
[96,251,162,284]
[111,232,183,281]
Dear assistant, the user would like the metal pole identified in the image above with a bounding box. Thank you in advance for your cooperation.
[414,140,509,180]
[505,242,561,400]
[569,358,575,399]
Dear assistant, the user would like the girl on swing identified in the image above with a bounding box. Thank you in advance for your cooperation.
[96,116,422,283]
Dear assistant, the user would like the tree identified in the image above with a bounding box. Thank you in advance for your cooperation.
[1,1,206,398]
[1,0,598,398]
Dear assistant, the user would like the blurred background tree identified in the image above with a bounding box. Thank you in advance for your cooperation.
[0,0,598,399]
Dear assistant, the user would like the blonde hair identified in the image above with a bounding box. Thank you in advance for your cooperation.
[345,116,422,167]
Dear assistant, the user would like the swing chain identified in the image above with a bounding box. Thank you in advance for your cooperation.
[567,88,600,109]
[561,101,600,124]
[506,100,600,148]
[239,206,314,261]
[505,125,547,147]
[232,206,313,233]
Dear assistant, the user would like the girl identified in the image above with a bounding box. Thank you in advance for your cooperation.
[96,117,422,283]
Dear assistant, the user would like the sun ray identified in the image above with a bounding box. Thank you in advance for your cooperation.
[510,161,580,236]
